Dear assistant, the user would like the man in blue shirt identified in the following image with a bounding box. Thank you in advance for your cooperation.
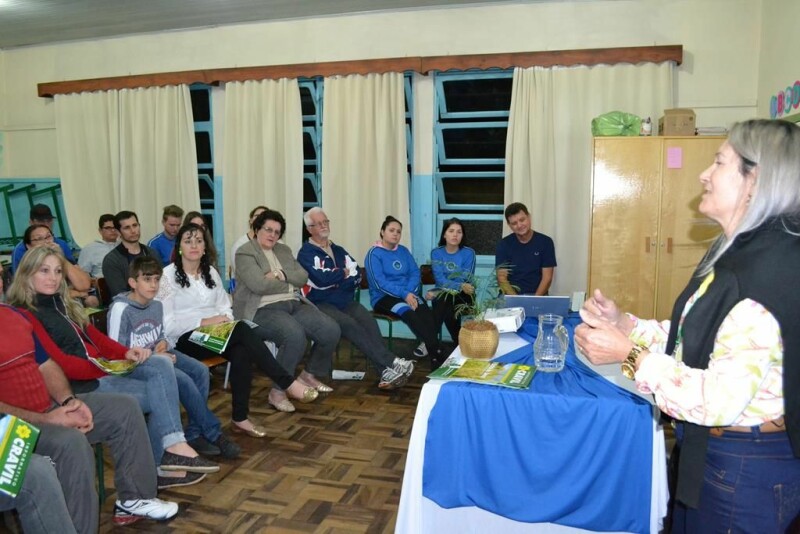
[146,205,183,265]
[495,202,556,295]
[10,204,75,273]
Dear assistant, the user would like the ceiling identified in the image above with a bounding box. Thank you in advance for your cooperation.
[0,0,562,50]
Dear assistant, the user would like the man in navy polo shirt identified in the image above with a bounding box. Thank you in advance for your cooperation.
[495,202,556,295]
[10,204,75,274]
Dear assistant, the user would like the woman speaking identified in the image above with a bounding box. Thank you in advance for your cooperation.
[575,119,800,531]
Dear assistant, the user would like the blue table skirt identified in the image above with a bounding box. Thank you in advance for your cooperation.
[422,317,654,533]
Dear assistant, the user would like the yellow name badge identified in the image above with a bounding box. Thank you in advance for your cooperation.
[0,415,41,498]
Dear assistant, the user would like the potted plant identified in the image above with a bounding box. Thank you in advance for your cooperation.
[436,265,512,359]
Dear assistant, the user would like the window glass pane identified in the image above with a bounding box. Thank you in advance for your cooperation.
[442,177,504,206]
[441,77,512,114]
[303,131,317,160]
[303,178,317,204]
[441,127,507,159]
[459,219,504,255]
[195,132,211,164]
[198,171,214,200]
[190,90,210,122]
[300,86,316,116]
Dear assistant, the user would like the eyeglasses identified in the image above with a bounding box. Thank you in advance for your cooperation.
[258,227,281,236]
[308,219,330,228]
[30,234,54,243]
[101,226,117,231]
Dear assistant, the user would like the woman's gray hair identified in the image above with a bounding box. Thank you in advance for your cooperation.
[699,119,800,274]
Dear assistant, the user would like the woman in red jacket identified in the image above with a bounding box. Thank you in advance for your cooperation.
[8,246,217,489]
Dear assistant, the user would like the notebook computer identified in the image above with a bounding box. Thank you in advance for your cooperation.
[501,295,571,319]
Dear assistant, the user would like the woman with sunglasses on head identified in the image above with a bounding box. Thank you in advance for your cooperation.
[23,224,96,307]
[158,223,318,437]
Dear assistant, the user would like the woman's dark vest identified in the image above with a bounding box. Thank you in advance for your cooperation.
[665,217,800,508]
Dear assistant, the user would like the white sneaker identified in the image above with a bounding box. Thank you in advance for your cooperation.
[393,357,415,377]
[114,498,179,525]
[412,342,428,359]
[379,366,409,390]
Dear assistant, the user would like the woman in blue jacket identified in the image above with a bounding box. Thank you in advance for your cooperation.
[428,218,476,343]
[364,216,445,367]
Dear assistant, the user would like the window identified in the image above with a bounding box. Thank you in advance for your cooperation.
[190,85,216,228]
[300,78,323,208]
[433,71,512,255]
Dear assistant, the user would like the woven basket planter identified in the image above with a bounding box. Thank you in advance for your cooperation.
[458,320,500,359]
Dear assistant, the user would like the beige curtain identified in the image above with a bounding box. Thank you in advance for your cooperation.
[322,72,408,264]
[504,62,673,295]
[55,91,120,246]
[55,85,199,246]
[222,79,304,257]
[118,85,200,242]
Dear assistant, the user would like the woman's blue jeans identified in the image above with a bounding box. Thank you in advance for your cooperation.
[673,426,800,533]
[95,354,185,465]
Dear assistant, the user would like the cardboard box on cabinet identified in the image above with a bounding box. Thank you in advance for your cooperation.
[658,108,696,136]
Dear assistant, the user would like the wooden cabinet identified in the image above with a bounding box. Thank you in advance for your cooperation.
[588,137,724,320]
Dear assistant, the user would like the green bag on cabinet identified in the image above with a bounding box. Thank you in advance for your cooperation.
[591,111,642,136]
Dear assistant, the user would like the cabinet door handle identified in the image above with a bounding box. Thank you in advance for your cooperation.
[667,237,673,253]
[645,237,651,253]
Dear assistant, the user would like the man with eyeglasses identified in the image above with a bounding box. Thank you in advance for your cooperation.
[297,207,414,390]
[102,211,161,298]
[10,204,75,274]
[78,214,120,278]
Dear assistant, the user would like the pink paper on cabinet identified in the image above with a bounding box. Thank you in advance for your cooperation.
[666,147,683,169]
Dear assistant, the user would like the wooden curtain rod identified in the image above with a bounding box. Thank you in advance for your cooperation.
[38,45,681,97]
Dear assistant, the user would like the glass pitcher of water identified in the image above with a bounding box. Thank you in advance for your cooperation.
[533,313,568,372]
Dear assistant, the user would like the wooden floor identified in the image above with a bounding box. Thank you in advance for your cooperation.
[96,338,432,534]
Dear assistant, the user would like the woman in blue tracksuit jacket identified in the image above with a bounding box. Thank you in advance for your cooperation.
[364,216,445,367]
[428,218,476,342]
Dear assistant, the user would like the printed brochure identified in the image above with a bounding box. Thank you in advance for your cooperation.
[427,355,535,389]
[188,321,240,354]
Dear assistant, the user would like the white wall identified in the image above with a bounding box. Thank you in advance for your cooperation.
[757,0,800,120]
[0,0,762,178]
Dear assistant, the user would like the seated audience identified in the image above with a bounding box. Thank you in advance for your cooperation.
[0,301,179,530]
[77,213,119,278]
[23,224,98,308]
[298,207,414,390]
[8,247,217,490]
[157,223,318,437]
[102,210,160,298]
[11,204,75,274]
[495,202,556,295]
[233,209,340,412]
[0,454,76,534]
[107,256,240,459]
[147,204,184,265]
[229,205,268,275]
[364,216,445,368]
[427,217,476,342]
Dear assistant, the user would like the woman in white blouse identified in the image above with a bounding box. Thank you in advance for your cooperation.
[575,119,800,532]
[157,223,318,438]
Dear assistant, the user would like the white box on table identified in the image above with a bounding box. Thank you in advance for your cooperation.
[483,307,525,333]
